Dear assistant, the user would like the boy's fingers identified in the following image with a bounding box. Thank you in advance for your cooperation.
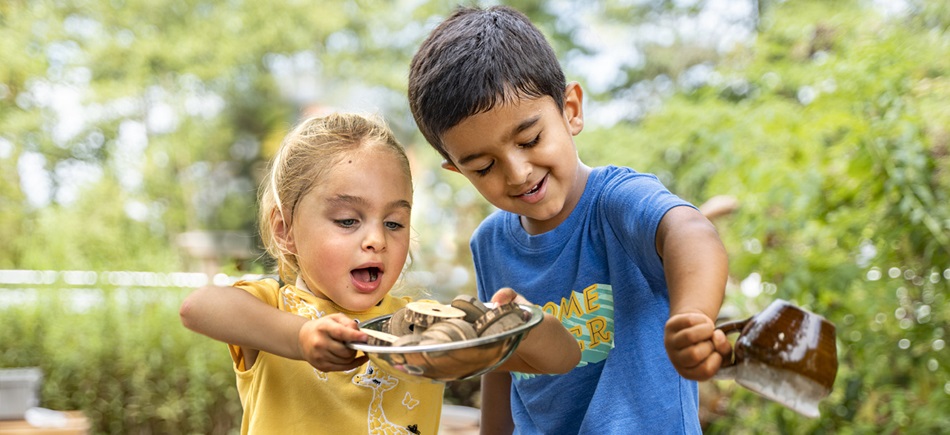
[492,287,528,305]
[491,287,516,304]
[665,312,711,333]
[712,329,733,356]
[677,351,724,381]
[667,322,715,350]
[671,340,715,367]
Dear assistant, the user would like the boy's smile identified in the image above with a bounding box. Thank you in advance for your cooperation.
[440,83,590,235]
[515,173,547,203]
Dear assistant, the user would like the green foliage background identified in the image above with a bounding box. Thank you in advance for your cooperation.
[581,1,950,432]
[1,288,240,434]
[1,0,948,433]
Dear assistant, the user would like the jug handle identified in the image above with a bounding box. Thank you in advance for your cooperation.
[716,318,747,335]
[711,317,751,381]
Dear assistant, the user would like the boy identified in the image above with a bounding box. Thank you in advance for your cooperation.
[408,5,731,434]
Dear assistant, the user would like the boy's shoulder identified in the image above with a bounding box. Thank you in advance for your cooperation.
[470,166,673,237]
[587,165,668,202]
[593,165,661,184]
[470,207,510,238]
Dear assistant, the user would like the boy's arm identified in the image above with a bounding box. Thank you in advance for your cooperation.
[179,285,367,371]
[490,288,581,374]
[656,205,732,381]
[480,372,514,435]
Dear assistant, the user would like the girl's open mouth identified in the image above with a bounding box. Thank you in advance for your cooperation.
[352,267,380,283]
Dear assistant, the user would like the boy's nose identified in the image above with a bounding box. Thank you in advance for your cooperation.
[504,156,531,186]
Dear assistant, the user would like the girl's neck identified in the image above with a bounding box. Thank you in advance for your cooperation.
[295,275,316,296]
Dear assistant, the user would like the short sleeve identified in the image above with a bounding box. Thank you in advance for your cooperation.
[228,279,281,371]
[233,278,281,307]
[601,173,693,277]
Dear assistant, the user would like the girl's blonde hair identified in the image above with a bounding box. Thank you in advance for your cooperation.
[259,112,412,283]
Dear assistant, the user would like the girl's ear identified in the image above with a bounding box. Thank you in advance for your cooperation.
[271,208,296,254]
[564,82,585,136]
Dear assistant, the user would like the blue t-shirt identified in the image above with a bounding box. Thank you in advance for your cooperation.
[471,166,701,434]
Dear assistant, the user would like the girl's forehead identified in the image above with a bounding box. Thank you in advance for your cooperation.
[315,147,412,200]
[312,145,403,175]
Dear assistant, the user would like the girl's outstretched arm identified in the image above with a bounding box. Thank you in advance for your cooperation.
[179,285,367,371]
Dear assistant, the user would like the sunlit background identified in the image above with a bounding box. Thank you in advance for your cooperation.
[1,0,947,433]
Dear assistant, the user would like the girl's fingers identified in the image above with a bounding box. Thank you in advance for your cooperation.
[314,355,368,372]
[298,315,368,369]
[322,314,367,342]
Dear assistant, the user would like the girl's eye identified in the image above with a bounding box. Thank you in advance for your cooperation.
[336,219,357,228]
[385,221,405,230]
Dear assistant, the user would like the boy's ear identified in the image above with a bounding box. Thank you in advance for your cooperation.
[271,208,297,254]
[564,82,584,136]
[441,160,461,173]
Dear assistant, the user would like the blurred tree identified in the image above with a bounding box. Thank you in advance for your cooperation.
[0,0,430,271]
[1,0,743,275]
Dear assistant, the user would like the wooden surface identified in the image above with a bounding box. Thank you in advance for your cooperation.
[0,411,89,435]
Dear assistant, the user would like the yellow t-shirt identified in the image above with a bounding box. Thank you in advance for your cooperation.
[228,279,444,434]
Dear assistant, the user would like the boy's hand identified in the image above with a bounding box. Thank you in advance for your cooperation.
[664,311,732,381]
[490,287,530,305]
[491,287,582,375]
[297,313,368,372]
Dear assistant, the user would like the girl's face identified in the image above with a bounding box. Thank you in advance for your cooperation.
[284,146,412,312]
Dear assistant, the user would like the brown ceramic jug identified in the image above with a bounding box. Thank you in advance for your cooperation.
[714,299,838,418]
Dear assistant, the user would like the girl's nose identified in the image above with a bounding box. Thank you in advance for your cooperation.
[362,224,387,252]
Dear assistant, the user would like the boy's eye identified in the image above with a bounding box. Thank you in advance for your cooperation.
[518,134,540,148]
[475,162,494,176]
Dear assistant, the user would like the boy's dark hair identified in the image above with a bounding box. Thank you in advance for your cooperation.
[408,5,566,163]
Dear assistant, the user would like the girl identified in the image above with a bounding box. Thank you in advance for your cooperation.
[179,113,579,434]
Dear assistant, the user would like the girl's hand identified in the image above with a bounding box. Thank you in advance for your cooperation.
[297,313,368,372]
[663,311,732,381]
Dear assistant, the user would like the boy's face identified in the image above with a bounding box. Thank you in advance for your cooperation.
[440,83,588,235]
